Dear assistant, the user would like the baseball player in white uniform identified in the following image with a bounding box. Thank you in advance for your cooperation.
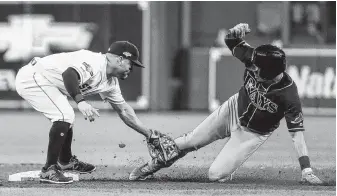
[15,41,158,184]
[129,24,324,185]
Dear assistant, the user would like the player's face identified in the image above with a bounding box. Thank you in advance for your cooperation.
[118,58,133,80]
[252,67,283,84]
[247,64,267,82]
[253,69,267,82]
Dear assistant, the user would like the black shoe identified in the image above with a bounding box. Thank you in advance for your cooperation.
[40,165,73,184]
[58,155,96,174]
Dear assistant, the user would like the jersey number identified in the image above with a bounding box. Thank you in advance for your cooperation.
[79,83,92,92]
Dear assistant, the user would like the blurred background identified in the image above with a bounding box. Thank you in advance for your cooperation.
[0,1,335,115]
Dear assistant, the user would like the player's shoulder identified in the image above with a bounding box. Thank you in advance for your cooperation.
[105,76,120,88]
[271,73,301,105]
[110,77,120,86]
[271,72,295,92]
[75,49,105,68]
[74,49,99,57]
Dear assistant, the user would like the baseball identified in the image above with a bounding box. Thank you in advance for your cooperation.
[119,143,126,148]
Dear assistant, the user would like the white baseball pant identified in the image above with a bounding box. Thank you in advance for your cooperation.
[174,93,271,181]
[15,62,75,125]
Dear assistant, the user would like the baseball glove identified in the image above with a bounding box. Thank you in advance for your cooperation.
[147,130,180,165]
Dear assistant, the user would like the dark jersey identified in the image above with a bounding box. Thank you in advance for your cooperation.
[225,36,304,135]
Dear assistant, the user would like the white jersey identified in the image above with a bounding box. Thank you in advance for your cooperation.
[34,49,125,104]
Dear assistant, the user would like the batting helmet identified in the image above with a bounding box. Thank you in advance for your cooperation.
[252,44,286,80]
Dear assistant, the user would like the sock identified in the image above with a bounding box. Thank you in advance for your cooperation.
[43,121,70,169]
[58,127,73,164]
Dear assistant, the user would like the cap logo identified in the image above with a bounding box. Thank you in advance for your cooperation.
[123,52,132,57]
[256,52,266,56]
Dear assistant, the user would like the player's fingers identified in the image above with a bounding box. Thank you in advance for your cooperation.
[232,29,238,38]
[246,27,251,33]
[83,111,89,120]
[87,110,94,119]
[84,109,92,120]
[93,108,100,117]
[79,109,86,119]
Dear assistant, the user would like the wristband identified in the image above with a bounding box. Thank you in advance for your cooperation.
[299,156,311,170]
[74,94,85,104]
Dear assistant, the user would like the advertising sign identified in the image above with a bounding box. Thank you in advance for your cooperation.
[209,47,336,115]
[0,3,147,109]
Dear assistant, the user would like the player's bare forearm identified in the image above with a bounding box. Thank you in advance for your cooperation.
[290,131,312,170]
[110,102,151,138]
[290,131,309,157]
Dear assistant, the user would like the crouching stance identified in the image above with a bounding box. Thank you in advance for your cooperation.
[16,41,162,184]
[129,23,323,185]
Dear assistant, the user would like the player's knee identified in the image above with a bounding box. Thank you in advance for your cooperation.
[52,121,71,131]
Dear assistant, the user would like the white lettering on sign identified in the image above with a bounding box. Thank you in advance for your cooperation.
[0,69,16,91]
[0,14,96,62]
[287,65,336,99]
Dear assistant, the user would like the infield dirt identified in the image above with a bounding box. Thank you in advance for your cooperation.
[0,111,335,195]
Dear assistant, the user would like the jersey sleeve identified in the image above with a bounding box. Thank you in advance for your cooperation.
[69,62,95,85]
[225,36,254,65]
[99,78,126,105]
[284,83,305,132]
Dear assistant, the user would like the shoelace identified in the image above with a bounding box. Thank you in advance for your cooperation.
[50,167,65,180]
[71,156,87,170]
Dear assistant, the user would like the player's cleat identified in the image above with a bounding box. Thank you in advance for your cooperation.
[39,165,73,184]
[300,168,323,185]
[58,155,96,174]
[129,160,162,181]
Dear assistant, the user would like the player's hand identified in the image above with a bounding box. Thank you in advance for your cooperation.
[77,101,100,122]
[228,23,251,39]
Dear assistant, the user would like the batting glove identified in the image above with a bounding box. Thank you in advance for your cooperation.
[227,23,251,39]
[78,101,100,122]
[300,168,323,185]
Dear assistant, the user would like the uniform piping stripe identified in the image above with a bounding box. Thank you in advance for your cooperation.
[239,103,252,120]
[33,72,65,122]
[269,73,294,92]
[230,131,272,176]
[232,41,245,56]
[247,108,257,127]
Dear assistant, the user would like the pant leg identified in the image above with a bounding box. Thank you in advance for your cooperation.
[175,93,239,152]
[208,126,271,181]
[16,66,75,124]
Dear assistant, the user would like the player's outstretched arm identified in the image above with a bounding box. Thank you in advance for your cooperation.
[110,102,152,138]
[110,102,180,163]
[289,131,324,185]
[285,87,323,185]
[225,23,254,65]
